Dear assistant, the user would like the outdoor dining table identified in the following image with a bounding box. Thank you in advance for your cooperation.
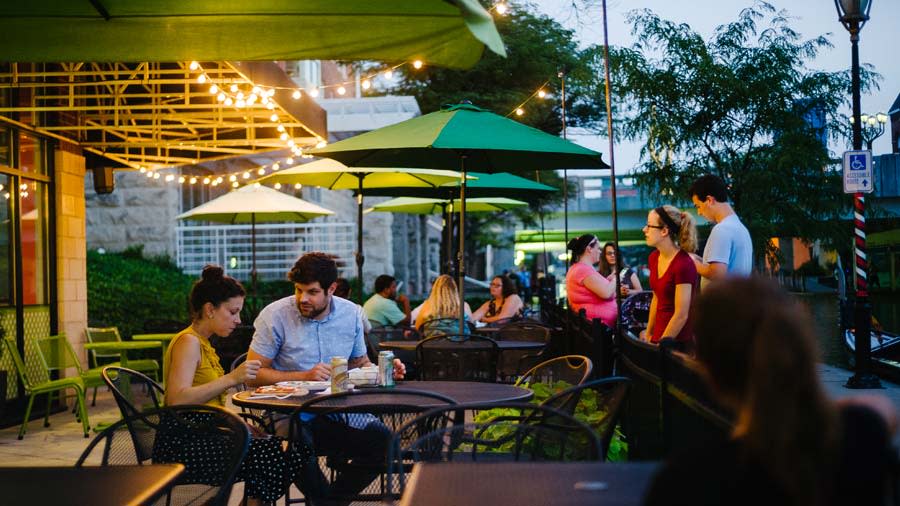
[232,380,534,413]
[0,464,185,506]
[132,333,176,375]
[377,339,545,353]
[84,340,163,369]
[399,461,660,506]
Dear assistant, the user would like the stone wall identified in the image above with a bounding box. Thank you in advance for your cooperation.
[84,170,181,257]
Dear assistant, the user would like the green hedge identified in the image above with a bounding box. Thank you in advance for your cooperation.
[87,246,194,338]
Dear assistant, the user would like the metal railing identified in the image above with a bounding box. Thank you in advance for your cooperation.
[176,222,356,281]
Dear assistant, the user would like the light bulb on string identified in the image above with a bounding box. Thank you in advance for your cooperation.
[232,181,239,188]
[515,108,524,116]
[257,168,266,176]
[337,86,346,96]
[316,140,327,149]
[294,183,302,190]
[286,157,294,165]
[189,177,198,185]
[165,174,175,182]
[270,113,278,122]
[383,69,393,80]
[495,2,508,15]
[274,183,282,190]
[229,175,237,182]
[362,79,371,90]
[272,163,280,171]
[209,84,218,94]
[537,89,546,98]
[412,60,423,69]
[309,88,319,98]
[145,171,154,178]
[202,177,211,185]
[230,84,239,93]
[189,61,200,71]
[197,74,207,84]
[287,139,295,147]
[217,92,226,102]
[277,125,285,132]
[153,172,161,179]
[139,167,147,173]
[178,176,186,184]
[292,90,302,100]
[243,171,251,179]
[224,97,233,106]
[280,132,289,141]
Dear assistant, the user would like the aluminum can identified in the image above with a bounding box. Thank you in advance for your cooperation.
[378,351,395,387]
[331,356,349,393]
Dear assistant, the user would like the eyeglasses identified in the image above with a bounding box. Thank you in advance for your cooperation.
[490,282,503,287]
[644,223,665,230]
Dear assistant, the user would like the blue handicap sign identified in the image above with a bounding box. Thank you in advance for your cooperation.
[849,153,867,171]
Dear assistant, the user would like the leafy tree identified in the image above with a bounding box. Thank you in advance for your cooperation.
[607,1,879,263]
[357,2,602,274]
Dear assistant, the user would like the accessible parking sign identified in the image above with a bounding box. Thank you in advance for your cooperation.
[843,150,873,194]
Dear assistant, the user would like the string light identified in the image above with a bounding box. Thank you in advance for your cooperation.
[412,60,423,70]
[506,80,553,119]
[493,2,509,15]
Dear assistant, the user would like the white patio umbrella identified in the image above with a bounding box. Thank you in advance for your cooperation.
[176,184,334,294]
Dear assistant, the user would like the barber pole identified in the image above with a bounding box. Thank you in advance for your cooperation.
[854,194,867,297]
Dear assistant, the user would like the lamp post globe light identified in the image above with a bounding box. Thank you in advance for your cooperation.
[850,112,889,150]
[837,0,881,389]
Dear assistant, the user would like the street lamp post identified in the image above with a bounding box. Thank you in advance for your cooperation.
[850,112,889,150]
[836,0,881,389]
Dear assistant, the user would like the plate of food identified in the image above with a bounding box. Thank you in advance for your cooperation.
[250,385,309,399]
[276,380,331,391]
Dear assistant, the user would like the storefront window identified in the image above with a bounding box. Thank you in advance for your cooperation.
[0,174,11,305]
[18,132,46,176]
[19,179,47,305]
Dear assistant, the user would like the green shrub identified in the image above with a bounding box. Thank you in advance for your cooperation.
[87,248,194,338]
[473,380,629,461]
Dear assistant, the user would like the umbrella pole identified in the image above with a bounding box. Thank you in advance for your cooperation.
[251,214,258,310]
[443,203,453,275]
[356,177,365,304]
[602,0,622,337]
[458,156,467,334]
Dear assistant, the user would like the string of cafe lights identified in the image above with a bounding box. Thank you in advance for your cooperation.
[506,80,552,118]
[137,0,512,186]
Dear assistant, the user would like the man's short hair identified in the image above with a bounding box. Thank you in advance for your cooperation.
[288,252,338,289]
[333,277,351,298]
[374,274,396,294]
[689,174,729,203]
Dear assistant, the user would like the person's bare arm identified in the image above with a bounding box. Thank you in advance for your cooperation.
[166,334,259,405]
[482,295,523,323]
[348,355,373,369]
[470,301,491,322]
[691,253,728,281]
[630,272,643,291]
[643,294,658,342]
[583,272,616,299]
[660,283,693,339]
[245,348,331,386]
[396,294,412,326]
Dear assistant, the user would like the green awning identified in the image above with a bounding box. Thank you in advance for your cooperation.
[0,0,505,68]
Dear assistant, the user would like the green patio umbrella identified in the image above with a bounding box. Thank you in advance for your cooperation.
[366,196,530,274]
[255,158,466,302]
[176,184,334,297]
[312,102,607,332]
[0,0,505,69]
[362,171,557,274]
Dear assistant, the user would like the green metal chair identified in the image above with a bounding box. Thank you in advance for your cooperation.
[85,327,161,403]
[3,336,91,439]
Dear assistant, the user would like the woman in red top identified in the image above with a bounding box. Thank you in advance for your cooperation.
[642,205,698,347]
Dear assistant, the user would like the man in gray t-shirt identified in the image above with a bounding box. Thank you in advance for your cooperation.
[689,175,753,290]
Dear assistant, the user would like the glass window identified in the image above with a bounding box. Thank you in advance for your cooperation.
[19,179,47,305]
[0,127,10,168]
[18,132,46,176]
[0,174,11,305]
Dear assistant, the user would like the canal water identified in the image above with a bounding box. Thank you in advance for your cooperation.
[793,291,900,369]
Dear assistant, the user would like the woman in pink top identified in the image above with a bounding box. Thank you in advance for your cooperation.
[565,234,617,327]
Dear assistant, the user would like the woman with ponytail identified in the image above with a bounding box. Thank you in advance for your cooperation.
[165,264,305,505]
[645,277,897,505]
[565,234,617,327]
[642,205,698,347]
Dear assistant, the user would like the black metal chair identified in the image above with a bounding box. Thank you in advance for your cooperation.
[494,320,552,381]
[541,377,632,461]
[387,402,602,498]
[417,317,473,338]
[102,366,165,422]
[416,334,500,382]
[286,388,457,505]
[76,404,250,506]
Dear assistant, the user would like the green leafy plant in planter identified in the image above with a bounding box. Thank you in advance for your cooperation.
[473,380,628,461]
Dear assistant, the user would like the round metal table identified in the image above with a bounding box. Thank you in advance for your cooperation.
[232,380,534,413]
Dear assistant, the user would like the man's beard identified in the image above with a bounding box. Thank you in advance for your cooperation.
[299,297,329,319]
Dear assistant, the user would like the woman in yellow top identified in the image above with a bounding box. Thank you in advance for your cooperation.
[165,264,303,505]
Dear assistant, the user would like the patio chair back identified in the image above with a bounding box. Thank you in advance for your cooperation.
[84,326,124,363]
[76,404,250,506]
[515,355,592,412]
[388,402,601,497]
[541,377,632,461]
[102,366,164,422]
[494,321,551,380]
[416,334,499,382]
[2,336,91,439]
[287,389,457,505]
